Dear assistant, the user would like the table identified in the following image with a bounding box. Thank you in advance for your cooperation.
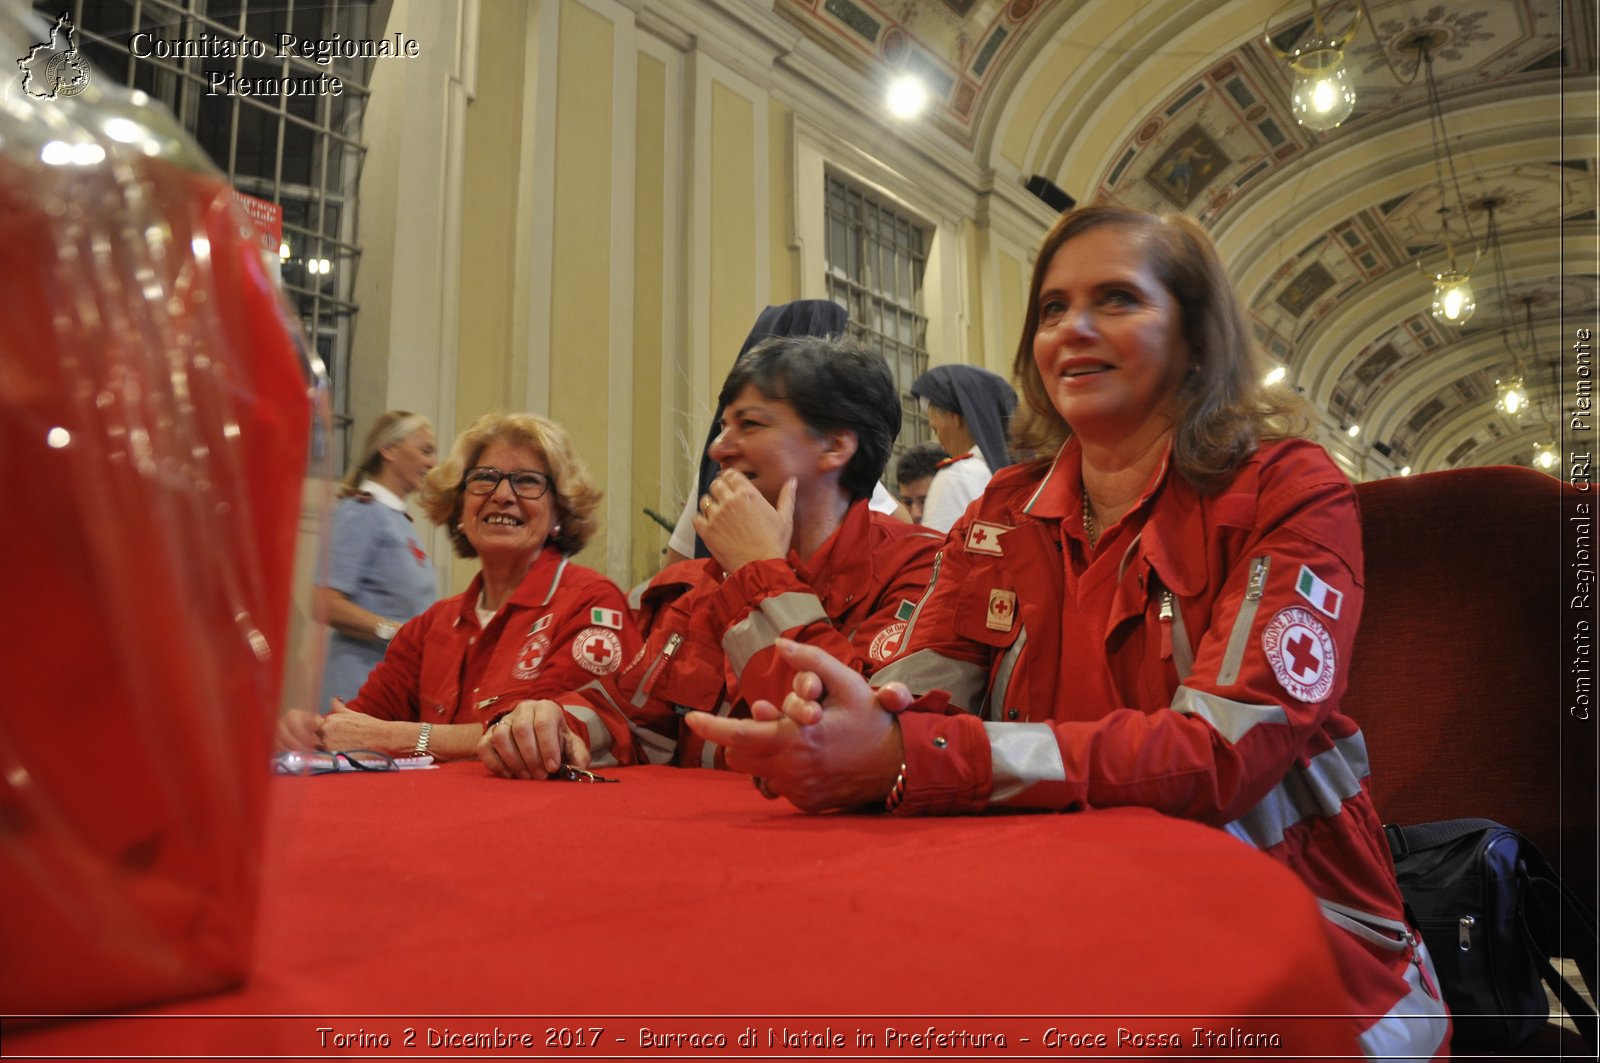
[5,762,1362,1059]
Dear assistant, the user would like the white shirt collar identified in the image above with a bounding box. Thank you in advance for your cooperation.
[359,479,407,512]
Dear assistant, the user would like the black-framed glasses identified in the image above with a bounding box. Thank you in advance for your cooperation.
[274,749,398,775]
[462,466,553,500]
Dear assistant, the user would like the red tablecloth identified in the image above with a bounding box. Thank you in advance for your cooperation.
[5,762,1362,1059]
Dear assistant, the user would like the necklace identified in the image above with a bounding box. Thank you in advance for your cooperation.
[1082,484,1099,550]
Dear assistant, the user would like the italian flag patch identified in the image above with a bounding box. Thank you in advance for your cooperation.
[589,606,624,630]
[1295,565,1343,619]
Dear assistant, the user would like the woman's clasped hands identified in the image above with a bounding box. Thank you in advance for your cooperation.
[683,638,908,812]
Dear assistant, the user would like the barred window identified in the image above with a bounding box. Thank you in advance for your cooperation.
[823,173,932,456]
[36,0,373,464]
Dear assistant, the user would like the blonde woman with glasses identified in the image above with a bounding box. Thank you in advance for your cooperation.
[283,413,639,765]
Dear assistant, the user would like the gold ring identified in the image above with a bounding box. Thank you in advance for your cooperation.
[700,494,714,515]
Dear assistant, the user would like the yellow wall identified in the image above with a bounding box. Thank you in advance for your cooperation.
[998,248,1029,375]
[708,83,757,393]
[456,3,525,433]
[632,52,669,580]
[768,100,797,301]
[549,0,615,566]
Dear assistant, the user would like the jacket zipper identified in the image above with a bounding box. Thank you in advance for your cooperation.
[631,632,681,708]
[1216,556,1269,686]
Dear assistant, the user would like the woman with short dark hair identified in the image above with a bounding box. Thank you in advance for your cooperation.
[480,334,941,777]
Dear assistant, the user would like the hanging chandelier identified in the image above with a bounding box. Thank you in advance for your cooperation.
[1411,35,1479,326]
[1265,0,1362,132]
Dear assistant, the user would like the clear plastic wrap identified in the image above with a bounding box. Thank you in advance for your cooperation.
[0,8,325,1014]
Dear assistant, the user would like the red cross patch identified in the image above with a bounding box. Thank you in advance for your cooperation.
[512,632,550,680]
[408,538,427,565]
[572,626,623,676]
[965,521,1009,555]
[869,621,908,663]
[1261,606,1336,703]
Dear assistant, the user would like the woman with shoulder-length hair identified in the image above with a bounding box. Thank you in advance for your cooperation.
[316,411,439,713]
[282,412,640,766]
[688,204,1451,1060]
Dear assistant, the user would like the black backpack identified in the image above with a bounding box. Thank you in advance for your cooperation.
[1386,819,1598,1053]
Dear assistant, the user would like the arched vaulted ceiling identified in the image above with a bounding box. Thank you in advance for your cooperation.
[776,0,1597,475]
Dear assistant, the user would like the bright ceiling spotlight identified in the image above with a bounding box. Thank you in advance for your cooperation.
[1346,423,1360,438]
[1399,466,1412,476]
[1532,443,1558,471]
[1263,366,1287,386]
[886,75,929,120]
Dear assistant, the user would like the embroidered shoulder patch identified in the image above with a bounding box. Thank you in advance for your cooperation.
[512,633,550,680]
[589,606,624,630]
[1261,606,1336,703]
[869,621,908,663]
[1294,564,1344,619]
[965,521,1009,556]
[895,599,917,622]
[573,626,623,675]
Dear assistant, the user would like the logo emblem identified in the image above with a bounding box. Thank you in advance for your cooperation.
[869,621,908,663]
[18,13,92,100]
[1261,606,1336,703]
[965,521,1009,556]
[986,589,1017,632]
[573,626,622,675]
[512,633,550,680]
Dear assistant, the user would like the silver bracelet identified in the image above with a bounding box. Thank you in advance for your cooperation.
[413,722,433,757]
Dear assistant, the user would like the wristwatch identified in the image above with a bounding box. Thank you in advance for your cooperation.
[373,619,398,642]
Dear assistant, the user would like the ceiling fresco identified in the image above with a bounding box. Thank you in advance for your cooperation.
[777,0,1597,475]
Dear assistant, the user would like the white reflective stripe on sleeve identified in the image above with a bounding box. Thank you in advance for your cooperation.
[1171,686,1288,742]
[1223,732,1371,849]
[562,703,614,767]
[722,591,827,674]
[1216,555,1269,686]
[628,722,677,765]
[1318,898,1409,945]
[983,722,1066,803]
[985,627,1027,721]
[1356,942,1450,1062]
[873,649,989,712]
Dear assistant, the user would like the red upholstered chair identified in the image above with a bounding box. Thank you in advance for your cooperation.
[1348,466,1596,1050]
[1350,465,1594,895]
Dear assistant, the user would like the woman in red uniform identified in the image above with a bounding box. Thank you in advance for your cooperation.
[278,412,639,767]
[686,205,1450,1059]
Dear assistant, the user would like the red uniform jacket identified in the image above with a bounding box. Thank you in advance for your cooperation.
[557,500,940,768]
[348,549,640,761]
[874,437,1449,1059]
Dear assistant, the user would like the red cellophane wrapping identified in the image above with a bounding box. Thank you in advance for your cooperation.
[0,50,318,1013]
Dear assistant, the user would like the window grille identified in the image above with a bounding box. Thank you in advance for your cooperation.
[37,0,372,463]
[822,173,932,458]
